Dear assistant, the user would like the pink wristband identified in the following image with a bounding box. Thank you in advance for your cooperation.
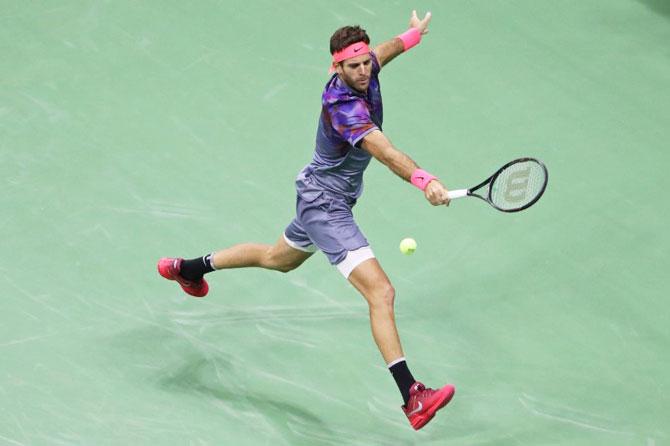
[397,27,422,51]
[410,169,437,191]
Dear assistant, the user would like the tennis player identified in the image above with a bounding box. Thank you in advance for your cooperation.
[158,11,454,430]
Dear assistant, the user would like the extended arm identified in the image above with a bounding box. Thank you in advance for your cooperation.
[374,10,432,68]
[360,130,449,206]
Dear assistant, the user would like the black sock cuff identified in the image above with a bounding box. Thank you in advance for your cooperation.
[180,254,215,281]
[389,359,415,405]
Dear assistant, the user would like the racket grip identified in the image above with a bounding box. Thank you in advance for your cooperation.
[447,189,468,199]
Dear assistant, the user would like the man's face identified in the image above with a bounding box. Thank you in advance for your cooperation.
[336,53,372,93]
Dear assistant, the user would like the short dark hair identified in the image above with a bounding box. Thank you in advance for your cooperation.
[329,25,370,54]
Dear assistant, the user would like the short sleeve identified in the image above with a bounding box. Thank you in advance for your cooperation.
[328,99,379,147]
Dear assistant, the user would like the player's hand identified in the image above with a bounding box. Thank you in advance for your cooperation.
[424,179,450,207]
[409,10,432,35]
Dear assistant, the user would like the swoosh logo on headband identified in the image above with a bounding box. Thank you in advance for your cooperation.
[353,46,363,52]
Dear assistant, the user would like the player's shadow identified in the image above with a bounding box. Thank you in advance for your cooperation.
[637,0,670,19]
[156,355,329,434]
[155,354,409,446]
[106,325,339,442]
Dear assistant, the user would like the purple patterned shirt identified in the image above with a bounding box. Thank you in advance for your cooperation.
[296,52,383,201]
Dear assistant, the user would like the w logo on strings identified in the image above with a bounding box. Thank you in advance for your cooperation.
[504,166,531,203]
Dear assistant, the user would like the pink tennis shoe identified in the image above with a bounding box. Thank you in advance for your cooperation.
[157,257,208,298]
[402,382,455,430]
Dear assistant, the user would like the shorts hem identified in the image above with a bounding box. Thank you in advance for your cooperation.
[283,233,317,253]
[336,246,375,278]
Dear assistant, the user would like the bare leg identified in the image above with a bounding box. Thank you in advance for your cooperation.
[348,258,404,363]
[211,234,313,273]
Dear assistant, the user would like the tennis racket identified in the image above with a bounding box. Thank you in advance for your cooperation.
[446,157,548,212]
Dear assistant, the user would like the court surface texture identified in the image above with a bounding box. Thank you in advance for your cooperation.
[1,1,668,445]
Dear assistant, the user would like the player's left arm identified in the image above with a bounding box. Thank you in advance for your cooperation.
[360,129,449,206]
[374,10,432,69]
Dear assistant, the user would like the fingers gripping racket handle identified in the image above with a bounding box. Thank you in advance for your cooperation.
[447,189,468,200]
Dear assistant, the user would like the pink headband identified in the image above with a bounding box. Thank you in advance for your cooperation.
[329,41,370,73]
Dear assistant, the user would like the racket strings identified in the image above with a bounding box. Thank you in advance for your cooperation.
[489,160,547,211]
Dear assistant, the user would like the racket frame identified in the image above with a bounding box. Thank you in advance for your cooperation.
[451,157,548,213]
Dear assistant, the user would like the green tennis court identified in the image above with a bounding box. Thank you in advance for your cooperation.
[2,1,668,444]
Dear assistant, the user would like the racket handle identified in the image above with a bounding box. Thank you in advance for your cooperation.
[447,189,468,199]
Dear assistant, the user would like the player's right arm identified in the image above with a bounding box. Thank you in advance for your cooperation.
[360,129,449,206]
[374,10,432,68]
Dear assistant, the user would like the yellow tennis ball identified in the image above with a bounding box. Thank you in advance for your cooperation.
[399,238,417,255]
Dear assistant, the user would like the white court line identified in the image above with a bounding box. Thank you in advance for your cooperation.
[0,333,58,347]
[518,394,633,436]
[0,434,26,446]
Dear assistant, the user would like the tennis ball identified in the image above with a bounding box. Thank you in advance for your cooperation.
[399,238,417,255]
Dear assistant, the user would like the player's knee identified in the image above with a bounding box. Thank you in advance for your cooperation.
[369,283,395,309]
[263,248,298,273]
